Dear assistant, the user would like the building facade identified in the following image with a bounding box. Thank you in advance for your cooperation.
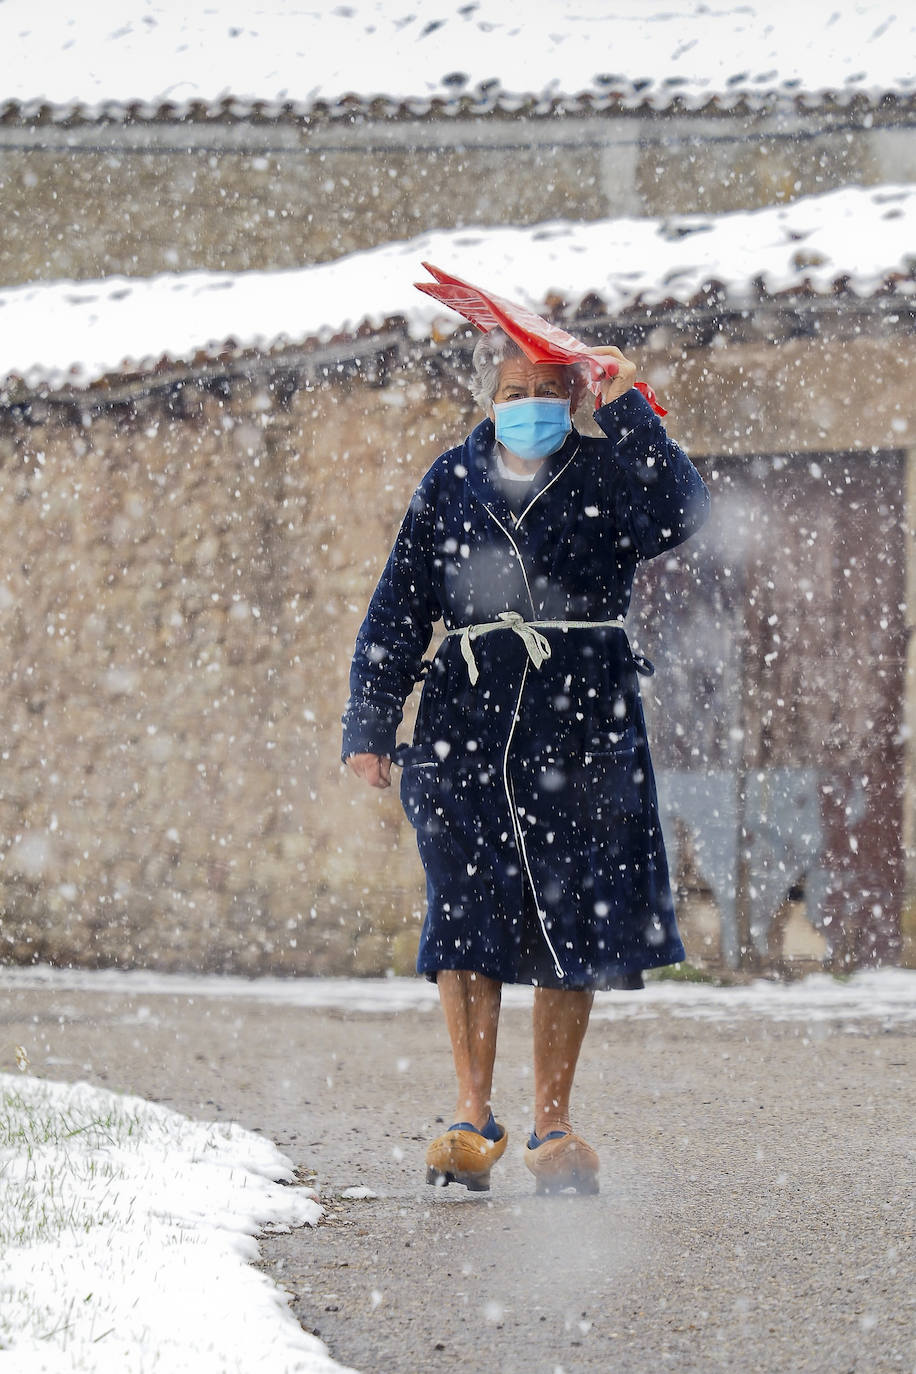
[1,30,914,973]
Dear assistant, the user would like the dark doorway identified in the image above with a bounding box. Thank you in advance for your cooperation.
[634,448,906,970]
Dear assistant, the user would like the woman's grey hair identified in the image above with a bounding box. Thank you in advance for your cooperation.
[469,328,589,412]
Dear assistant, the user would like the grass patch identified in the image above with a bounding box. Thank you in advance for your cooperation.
[0,1087,127,1248]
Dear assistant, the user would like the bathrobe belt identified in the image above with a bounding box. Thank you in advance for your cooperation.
[445,610,635,686]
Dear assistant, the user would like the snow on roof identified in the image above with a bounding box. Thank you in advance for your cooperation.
[1,184,913,396]
[0,0,913,117]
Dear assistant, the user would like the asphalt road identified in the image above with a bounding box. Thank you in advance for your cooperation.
[2,978,913,1374]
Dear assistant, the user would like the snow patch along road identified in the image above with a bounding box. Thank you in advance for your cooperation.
[1,964,914,1027]
[0,1073,360,1374]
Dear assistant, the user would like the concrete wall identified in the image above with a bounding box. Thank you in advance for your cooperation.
[0,328,913,974]
[1,114,914,283]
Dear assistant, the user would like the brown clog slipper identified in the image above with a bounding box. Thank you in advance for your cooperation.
[425,1114,509,1191]
[524,1130,600,1195]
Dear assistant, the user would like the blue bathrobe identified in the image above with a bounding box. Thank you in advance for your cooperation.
[342,390,710,987]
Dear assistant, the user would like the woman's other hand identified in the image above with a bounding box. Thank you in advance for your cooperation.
[346,753,392,788]
[590,345,637,407]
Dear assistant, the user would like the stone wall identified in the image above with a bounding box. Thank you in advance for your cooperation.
[1,113,913,283]
[0,369,467,973]
[0,328,913,974]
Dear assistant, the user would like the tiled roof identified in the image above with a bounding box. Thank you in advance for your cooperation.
[0,186,913,403]
[2,89,915,127]
[0,0,913,121]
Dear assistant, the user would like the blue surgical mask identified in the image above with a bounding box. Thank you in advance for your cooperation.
[493,397,571,462]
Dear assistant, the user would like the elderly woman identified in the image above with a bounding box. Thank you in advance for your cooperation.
[343,329,709,1194]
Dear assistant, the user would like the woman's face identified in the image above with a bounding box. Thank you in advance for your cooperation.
[487,358,572,419]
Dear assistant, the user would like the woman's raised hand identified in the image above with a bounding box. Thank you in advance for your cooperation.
[346,753,392,789]
[590,345,637,407]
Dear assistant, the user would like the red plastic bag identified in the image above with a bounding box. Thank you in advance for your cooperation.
[414,261,666,416]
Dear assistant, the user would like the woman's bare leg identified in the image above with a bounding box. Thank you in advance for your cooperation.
[436,970,502,1130]
[532,987,594,1137]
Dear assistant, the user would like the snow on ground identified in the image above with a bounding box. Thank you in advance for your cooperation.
[1,964,914,1027]
[0,1073,357,1374]
[1,184,913,391]
[0,0,911,109]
